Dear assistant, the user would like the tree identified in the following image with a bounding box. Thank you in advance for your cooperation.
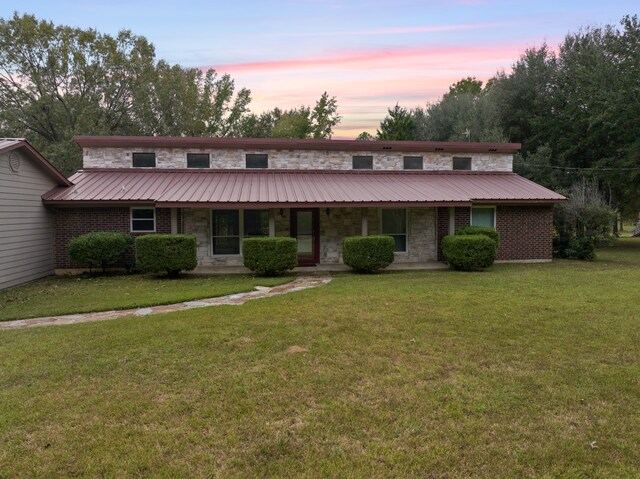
[311,91,340,139]
[0,13,156,173]
[356,131,374,141]
[0,13,253,174]
[239,93,341,139]
[377,104,415,140]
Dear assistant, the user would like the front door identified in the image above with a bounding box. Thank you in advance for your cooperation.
[290,208,320,266]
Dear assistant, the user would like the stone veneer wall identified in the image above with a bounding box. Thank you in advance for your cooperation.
[180,206,437,266]
[83,147,513,172]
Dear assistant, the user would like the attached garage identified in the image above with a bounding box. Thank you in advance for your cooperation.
[0,139,71,290]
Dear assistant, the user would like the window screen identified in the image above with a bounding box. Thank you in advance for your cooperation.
[244,210,269,237]
[246,154,268,168]
[403,156,423,170]
[132,152,156,168]
[212,210,240,254]
[131,208,155,232]
[471,207,495,227]
[187,153,210,168]
[382,208,407,252]
[452,157,472,170]
[352,155,373,169]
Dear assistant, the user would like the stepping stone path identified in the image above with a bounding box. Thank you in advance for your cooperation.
[0,276,331,331]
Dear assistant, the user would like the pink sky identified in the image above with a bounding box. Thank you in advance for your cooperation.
[210,42,527,138]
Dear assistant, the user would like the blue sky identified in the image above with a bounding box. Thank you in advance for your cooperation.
[3,1,638,136]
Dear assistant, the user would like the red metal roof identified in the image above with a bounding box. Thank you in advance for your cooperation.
[42,169,565,207]
[74,135,521,154]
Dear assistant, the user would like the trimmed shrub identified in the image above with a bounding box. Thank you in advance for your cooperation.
[442,234,497,271]
[456,225,500,247]
[342,235,395,274]
[242,237,297,276]
[135,234,197,277]
[67,232,132,273]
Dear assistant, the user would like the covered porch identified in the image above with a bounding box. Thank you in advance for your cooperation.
[177,206,443,270]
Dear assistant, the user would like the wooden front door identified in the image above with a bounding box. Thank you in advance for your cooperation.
[290,208,320,266]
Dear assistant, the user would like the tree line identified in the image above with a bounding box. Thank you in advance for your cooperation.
[0,13,340,174]
[2,13,638,220]
[370,15,640,220]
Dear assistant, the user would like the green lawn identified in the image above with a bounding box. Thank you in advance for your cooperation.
[1,239,639,478]
[0,274,291,321]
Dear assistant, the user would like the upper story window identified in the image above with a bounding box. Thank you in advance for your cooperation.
[403,156,423,170]
[132,152,156,168]
[130,207,156,232]
[453,157,472,170]
[187,153,210,168]
[246,154,268,169]
[352,155,373,169]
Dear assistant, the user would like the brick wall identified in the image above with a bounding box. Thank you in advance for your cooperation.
[437,205,553,262]
[52,207,171,269]
[496,205,553,260]
[436,207,450,261]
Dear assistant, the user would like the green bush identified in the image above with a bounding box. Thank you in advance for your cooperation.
[242,237,297,276]
[342,236,395,274]
[67,232,132,273]
[135,234,197,277]
[442,234,497,271]
[456,225,500,247]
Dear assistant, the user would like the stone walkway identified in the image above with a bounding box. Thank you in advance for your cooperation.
[0,276,331,331]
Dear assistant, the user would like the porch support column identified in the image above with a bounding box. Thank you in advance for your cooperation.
[361,208,368,236]
[170,208,178,234]
[268,209,276,237]
[448,207,455,235]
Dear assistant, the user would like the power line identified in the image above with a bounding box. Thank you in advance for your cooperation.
[516,163,640,171]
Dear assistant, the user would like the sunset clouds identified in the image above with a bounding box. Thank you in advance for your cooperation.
[7,0,638,137]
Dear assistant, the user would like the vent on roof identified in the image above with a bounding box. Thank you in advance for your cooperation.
[435,147,444,152]
[488,148,498,152]
[382,146,392,150]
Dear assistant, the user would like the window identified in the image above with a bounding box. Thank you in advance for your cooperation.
[187,153,210,168]
[244,210,269,237]
[471,207,496,228]
[403,156,423,170]
[352,155,373,169]
[212,210,240,254]
[132,152,156,168]
[131,208,155,232]
[382,208,407,252]
[211,209,269,255]
[452,157,472,170]
[246,154,268,168]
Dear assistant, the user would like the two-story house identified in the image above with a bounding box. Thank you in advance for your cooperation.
[42,136,566,272]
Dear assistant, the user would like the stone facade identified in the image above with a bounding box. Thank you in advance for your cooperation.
[177,206,437,266]
[83,147,513,172]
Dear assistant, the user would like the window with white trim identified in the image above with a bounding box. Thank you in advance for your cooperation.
[471,207,496,228]
[131,208,156,232]
[382,208,407,252]
[211,209,269,255]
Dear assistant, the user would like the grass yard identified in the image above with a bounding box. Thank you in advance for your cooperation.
[1,239,639,478]
[0,274,291,321]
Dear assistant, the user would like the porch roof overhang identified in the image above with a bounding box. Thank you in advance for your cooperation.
[42,168,566,207]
